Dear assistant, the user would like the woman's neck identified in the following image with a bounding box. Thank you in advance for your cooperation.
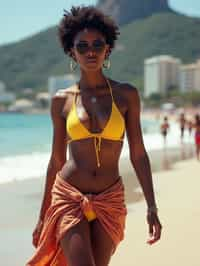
[79,70,107,91]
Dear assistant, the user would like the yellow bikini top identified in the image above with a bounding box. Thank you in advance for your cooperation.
[66,79,125,167]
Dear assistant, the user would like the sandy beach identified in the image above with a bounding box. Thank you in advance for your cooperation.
[1,149,200,265]
[111,158,200,266]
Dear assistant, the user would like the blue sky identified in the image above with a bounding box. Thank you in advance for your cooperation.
[0,0,200,45]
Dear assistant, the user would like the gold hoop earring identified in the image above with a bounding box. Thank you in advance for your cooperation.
[103,58,111,69]
[70,60,78,72]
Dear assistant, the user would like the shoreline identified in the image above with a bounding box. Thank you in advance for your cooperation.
[120,142,195,204]
[0,146,199,265]
[0,138,195,185]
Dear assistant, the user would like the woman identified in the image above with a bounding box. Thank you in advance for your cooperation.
[27,6,162,266]
[194,114,200,160]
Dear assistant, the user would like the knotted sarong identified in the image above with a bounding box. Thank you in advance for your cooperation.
[26,173,127,266]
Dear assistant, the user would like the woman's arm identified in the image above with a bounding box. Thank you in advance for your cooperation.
[125,85,162,244]
[125,86,156,208]
[32,94,67,247]
[38,95,67,221]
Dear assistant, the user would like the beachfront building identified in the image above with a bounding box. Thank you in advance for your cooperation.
[48,74,78,97]
[180,59,200,92]
[0,81,16,104]
[144,55,181,98]
[180,64,197,93]
[8,99,34,112]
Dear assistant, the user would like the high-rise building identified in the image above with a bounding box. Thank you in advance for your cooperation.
[144,55,181,97]
[180,59,200,92]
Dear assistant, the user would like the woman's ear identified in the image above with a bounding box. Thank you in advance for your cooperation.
[69,48,76,61]
[105,46,111,59]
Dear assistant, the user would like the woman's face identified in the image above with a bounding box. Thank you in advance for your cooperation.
[71,28,110,72]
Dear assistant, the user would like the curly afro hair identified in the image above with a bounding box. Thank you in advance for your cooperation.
[58,5,120,56]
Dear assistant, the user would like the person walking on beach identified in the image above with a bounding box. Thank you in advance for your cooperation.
[193,114,200,160]
[27,6,162,266]
[160,116,170,146]
[187,119,193,136]
[179,112,186,142]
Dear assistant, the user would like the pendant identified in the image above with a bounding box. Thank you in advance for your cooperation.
[91,96,97,103]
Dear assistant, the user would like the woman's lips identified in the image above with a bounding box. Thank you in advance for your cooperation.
[86,57,97,63]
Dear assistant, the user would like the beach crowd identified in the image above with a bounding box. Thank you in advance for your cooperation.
[160,111,200,160]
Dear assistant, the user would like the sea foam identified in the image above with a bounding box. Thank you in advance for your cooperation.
[0,122,194,184]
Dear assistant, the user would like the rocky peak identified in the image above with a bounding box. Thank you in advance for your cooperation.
[97,0,172,25]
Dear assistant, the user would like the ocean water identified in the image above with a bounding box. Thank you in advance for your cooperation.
[0,113,194,183]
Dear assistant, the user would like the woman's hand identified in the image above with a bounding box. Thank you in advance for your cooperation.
[32,219,44,247]
[146,212,162,245]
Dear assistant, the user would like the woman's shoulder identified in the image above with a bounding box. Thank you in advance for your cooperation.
[51,84,78,105]
[53,84,79,100]
[111,79,139,95]
[50,84,78,115]
[111,80,140,106]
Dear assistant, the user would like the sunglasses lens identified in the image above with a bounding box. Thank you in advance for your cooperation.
[93,40,105,52]
[76,42,89,54]
[75,40,106,54]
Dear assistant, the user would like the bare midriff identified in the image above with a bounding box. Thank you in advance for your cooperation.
[59,138,123,193]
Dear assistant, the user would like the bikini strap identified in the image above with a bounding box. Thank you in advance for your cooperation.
[73,83,80,104]
[106,78,114,102]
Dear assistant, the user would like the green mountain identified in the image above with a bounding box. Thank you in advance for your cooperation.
[0,12,200,92]
[0,27,65,92]
[111,13,200,82]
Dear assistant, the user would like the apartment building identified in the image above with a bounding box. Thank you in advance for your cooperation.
[144,55,181,97]
[180,59,200,92]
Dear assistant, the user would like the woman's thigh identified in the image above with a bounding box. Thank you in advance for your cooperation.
[91,219,115,266]
[60,218,95,266]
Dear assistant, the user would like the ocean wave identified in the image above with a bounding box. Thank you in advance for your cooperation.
[0,123,194,184]
[0,152,50,184]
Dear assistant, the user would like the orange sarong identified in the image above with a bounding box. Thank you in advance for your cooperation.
[26,174,127,266]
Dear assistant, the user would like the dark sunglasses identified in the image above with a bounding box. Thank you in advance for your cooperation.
[75,39,106,54]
